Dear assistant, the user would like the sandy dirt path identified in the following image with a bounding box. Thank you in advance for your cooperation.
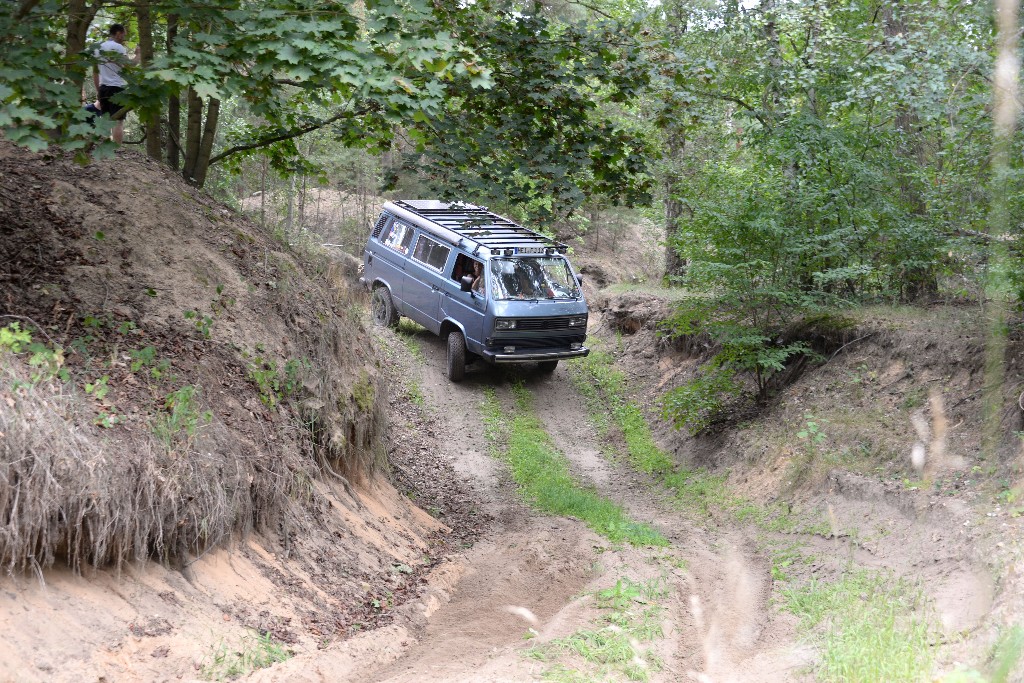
[340,330,813,683]
[256,309,1001,683]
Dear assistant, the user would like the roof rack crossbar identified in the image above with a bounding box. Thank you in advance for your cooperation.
[391,200,567,252]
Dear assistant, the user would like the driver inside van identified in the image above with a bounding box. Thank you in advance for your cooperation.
[470,260,485,294]
[514,269,536,298]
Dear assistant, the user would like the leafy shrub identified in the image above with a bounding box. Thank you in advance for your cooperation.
[0,322,68,383]
[660,297,818,433]
[661,365,741,435]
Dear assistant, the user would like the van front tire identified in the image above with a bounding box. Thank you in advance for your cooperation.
[370,287,399,329]
[446,330,466,382]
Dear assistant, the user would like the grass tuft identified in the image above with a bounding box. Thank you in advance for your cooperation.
[200,630,292,680]
[783,570,936,682]
[531,576,667,682]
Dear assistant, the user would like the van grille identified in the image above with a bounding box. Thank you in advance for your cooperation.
[372,212,391,239]
[489,334,585,349]
[515,317,574,331]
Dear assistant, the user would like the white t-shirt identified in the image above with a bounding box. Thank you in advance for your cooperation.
[95,40,128,88]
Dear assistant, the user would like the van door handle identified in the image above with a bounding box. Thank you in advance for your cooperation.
[432,285,440,292]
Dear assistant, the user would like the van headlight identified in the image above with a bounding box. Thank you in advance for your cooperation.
[568,316,587,327]
[494,318,517,330]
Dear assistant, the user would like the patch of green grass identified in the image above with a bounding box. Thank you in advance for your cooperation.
[352,371,375,412]
[568,350,668,474]
[200,631,292,681]
[530,576,667,682]
[396,319,429,363]
[783,570,936,683]
[481,385,666,547]
[568,350,735,516]
[152,385,213,452]
[944,625,1024,683]
[406,379,425,407]
[989,625,1024,683]
[900,386,927,411]
[769,542,804,582]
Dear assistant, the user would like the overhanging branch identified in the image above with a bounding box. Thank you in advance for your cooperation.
[208,105,369,165]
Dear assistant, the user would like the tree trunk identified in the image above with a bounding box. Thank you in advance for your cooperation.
[663,131,687,282]
[193,97,220,187]
[260,155,267,228]
[165,15,181,170]
[882,0,935,298]
[761,0,782,119]
[285,174,296,237]
[137,3,163,161]
[298,172,307,231]
[182,88,202,183]
[64,0,98,92]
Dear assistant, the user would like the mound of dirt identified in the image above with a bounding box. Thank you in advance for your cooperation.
[0,143,478,680]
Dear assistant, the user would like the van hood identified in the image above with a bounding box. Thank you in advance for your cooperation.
[491,298,589,317]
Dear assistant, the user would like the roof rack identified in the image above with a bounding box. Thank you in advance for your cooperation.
[389,200,568,255]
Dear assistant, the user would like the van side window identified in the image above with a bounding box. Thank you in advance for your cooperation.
[371,212,393,239]
[381,221,414,255]
[451,254,476,282]
[412,235,451,271]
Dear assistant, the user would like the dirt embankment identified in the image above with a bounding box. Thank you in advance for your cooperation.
[592,289,1024,663]
[0,144,481,681]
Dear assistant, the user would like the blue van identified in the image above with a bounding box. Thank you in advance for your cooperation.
[361,200,589,381]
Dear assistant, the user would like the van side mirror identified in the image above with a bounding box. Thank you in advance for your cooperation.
[460,275,474,292]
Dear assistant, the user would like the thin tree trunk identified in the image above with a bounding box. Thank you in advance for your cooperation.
[137,3,163,161]
[260,155,267,229]
[298,172,307,230]
[286,174,295,236]
[165,15,180,170]
[761,0,782,120]
[182,88,202,183]
[193,97,220,187]
[664,131,687,282]
[882,0,935,298]
[65,0,98,91]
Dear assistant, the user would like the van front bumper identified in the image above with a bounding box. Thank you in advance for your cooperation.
[481,346,590,363]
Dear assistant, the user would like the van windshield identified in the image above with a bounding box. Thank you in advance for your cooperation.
[489,257,581,300]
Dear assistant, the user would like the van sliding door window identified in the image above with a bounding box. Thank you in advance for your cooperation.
[381,221,415,255]
[412,235,451,271]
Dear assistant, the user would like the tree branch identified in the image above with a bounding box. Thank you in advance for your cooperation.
[208,106,369,165]
[15,0,42,20]
[696,89,770,128]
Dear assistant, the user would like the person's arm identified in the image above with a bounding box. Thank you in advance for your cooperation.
[131,44,141,66]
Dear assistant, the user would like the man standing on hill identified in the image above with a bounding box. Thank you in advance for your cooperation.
[93,23,140,144]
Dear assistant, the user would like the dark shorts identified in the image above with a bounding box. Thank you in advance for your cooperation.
[98,85,125,116]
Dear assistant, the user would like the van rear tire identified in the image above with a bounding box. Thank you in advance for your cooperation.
[370,287,399,329]
[538,360,558,373]
[446,330,466,382]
